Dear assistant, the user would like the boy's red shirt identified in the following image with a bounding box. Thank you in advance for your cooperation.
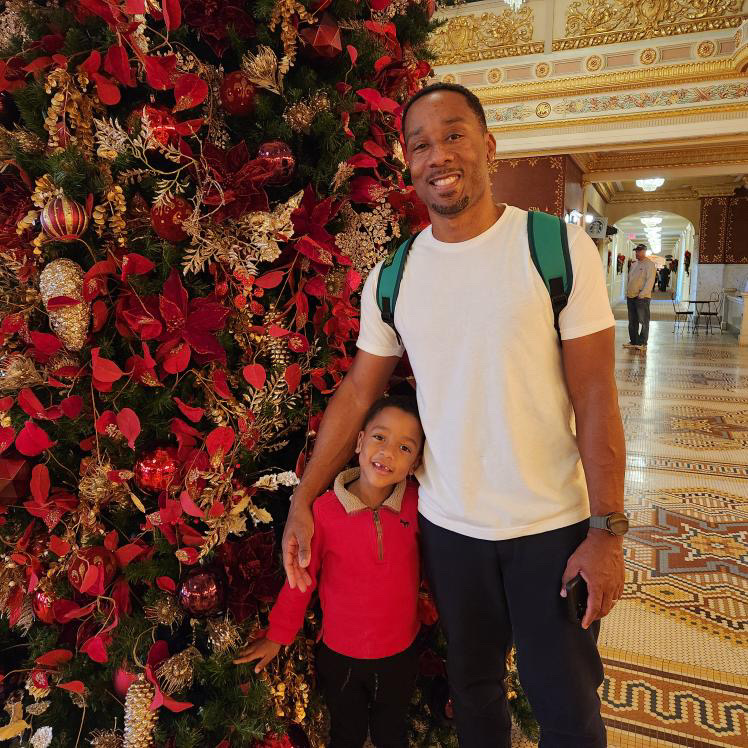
[267,469,420,659]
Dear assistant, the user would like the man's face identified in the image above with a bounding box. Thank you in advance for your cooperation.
[404,91,496,218]
[635,248,647,261]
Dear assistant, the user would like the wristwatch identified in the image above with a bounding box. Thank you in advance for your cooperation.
[589,512,629,536]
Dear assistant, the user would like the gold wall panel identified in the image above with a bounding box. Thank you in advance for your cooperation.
[555,0,745,51]
[430,6,544,65]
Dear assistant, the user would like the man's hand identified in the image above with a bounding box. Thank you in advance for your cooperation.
[282,498,314,592]
[234,636,282,673]
[560,530,624,629]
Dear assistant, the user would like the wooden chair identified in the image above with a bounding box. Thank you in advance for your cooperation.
[671,294,692,334]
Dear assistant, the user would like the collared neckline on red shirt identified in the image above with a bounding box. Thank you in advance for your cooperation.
[333,467,407,514]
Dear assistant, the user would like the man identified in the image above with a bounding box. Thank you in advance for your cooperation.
[283,83,626,748]
[625,244,656,352]
[658,265,671,292]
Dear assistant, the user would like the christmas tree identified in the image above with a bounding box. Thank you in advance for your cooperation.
[0,1,537,746]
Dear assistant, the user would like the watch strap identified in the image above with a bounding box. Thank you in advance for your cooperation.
[589,515,609,531]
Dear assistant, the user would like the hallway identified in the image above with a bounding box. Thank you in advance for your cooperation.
[599,321,748,747]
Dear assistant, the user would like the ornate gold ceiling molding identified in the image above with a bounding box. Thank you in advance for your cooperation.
[584,144,748,173]
[429,6,543,65]
[608,188,703,203]
[555,0,745,51]
[488,101,748,133]
[475,58,746,106]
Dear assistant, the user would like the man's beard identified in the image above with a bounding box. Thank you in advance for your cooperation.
[430,195,470,216]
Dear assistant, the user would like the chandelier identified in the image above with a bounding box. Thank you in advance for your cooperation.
[505,0,525,10]
[635,177,665,192]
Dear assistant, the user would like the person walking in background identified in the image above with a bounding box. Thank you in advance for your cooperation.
[624,244,657,352]
[658,265,671,293]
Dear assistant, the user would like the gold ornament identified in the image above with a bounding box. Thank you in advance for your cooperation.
[283,92,331,134]
[207,616,242,655]
[39,259,90,350]
[241,45,286,94]
[0,353,43,391]
[123,675,157,748]
[144,594,185,628]
[26,674,51,700]
[156,646,202,694]
[269,0,314,72]
[88,730,123,748]
[334,201,401,276]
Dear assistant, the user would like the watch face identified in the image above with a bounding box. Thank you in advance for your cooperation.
[608,513,629,535]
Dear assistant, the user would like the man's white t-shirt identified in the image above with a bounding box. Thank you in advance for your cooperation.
[356,205,615,541]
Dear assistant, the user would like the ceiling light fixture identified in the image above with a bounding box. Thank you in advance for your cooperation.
[641,215,662,227]
[635,177,665,192]
[505,0,525,10]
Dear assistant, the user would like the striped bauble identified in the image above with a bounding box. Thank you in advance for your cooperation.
[40,196,89,241]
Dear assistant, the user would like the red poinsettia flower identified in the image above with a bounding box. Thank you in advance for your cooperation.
[291,186,349,271]
[202,141,272,221]
[156,270,229,373]
[374,43,431,101]
[183,0,255,57]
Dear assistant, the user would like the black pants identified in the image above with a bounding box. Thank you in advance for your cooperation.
[421,516,606,748]
[627,297,651,345]
[316,640,419,748]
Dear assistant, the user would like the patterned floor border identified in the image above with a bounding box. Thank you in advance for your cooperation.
[625,453,748,479]
[600,648,748,747]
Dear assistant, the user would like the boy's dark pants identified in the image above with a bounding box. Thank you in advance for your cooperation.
[421,516,606,748]
[316,640,419,748]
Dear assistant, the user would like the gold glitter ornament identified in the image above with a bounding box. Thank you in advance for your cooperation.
[283,92,331,134]
[206,616,242,654]
[39,258,90,350]
[88,730,123,748]
[144,594,184,628]
[123,675,157,748]
[0,353,43,391]
[156,646,202,694]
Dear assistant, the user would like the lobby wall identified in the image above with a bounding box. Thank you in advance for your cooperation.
[490,155,581,217]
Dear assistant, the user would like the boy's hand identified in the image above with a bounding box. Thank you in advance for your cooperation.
[233,637,282,673]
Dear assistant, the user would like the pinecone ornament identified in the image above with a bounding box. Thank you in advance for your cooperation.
[123,675,157,748]
[39,258,90,350]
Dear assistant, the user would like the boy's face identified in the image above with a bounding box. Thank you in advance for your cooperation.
[356,407,423,489]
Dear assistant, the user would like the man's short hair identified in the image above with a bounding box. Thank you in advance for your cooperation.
[635,244,647,251]
[401,82,488,137]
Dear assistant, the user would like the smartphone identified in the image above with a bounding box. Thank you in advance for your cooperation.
[565,574,588,624]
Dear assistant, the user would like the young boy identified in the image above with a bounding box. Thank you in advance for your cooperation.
[235,395,424,748]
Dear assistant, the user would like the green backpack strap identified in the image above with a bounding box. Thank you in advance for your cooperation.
[527,210,573,340]
[376,232,420,341]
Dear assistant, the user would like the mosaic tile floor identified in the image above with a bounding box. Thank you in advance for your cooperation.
[599,321,748,747]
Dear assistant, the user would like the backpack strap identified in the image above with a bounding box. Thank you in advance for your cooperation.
[376,232,419,342]
[527,211,573,340]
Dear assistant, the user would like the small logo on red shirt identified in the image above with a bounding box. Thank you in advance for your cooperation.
[400,519,410,528]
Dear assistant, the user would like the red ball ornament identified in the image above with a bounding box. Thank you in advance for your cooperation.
[40,196,89,242]
[0,453,31,505]
[257,141,295,186]
[300,13,343,59]
[177,566,225,617]
[150,198,191,242]
[134,446,180,492]
[32,587,56,624]
[220,71,256,117]
[67,547,118,594]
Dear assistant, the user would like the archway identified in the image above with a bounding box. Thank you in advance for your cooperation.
[609,211,696,308]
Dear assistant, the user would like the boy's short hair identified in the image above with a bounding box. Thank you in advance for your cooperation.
[401,82,488,136]
[363,394,422,433]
